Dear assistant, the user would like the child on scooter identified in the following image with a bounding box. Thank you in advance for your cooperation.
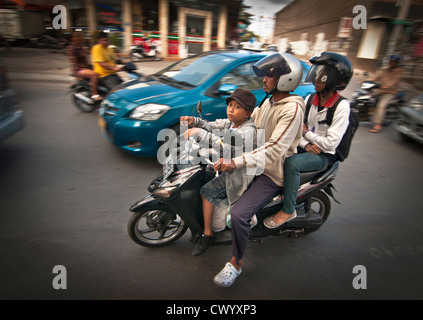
[180,88,257,256]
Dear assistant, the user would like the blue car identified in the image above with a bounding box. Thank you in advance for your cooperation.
[99,50,314,157]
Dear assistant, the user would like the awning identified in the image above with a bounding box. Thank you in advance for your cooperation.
[10,0,26,5]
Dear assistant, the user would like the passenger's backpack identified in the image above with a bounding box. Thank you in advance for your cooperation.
[305,93,359,162]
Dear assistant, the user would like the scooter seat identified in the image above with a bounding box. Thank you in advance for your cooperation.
[299,166,329,185]
[299,161,340,185]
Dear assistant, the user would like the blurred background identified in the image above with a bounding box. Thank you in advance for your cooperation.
[1,0,422,88]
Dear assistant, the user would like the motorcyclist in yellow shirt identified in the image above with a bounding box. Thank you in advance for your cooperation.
[91,31,123,90]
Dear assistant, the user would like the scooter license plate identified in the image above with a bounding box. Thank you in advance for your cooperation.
[163,155,175,179]
[98,116,106,130]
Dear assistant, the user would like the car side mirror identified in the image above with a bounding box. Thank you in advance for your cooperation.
[196,101,203,119]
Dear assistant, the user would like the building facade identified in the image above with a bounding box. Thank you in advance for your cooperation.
[273,0,423,85]
[1,0,245,59]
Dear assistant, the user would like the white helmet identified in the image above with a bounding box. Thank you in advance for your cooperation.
[253,53,303,92]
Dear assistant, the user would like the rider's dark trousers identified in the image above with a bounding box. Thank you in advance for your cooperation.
[230,174,280,264]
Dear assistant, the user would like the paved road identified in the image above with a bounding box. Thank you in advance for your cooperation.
[1,47,423,301]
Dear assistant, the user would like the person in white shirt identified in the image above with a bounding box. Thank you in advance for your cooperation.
[264,52,353,229]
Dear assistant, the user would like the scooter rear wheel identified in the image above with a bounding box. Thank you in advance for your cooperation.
[302,191,331,234]
[128,209,188,247]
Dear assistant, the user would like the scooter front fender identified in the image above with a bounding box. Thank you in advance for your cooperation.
[129,194,167,212]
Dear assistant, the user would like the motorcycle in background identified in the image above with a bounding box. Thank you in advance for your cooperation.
[69,62,142,113]
[350,80,406,125]
[130,38,161,61]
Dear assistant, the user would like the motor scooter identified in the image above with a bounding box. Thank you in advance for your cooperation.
[127,103,341,248]
[69,62,142,113]
[350,80,406,125]
[130,38,161,61]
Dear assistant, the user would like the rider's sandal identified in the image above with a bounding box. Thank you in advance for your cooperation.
[263,211,297,229]
[369,124,382,133]
[213,262,242,287]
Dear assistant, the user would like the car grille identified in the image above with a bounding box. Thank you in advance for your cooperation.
[103,104,120,116]
[102,98,121,117]
[101,95,136,117]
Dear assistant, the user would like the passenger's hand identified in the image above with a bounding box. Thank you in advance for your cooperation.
[305,143,322,155]
[180,116,194,126]
[184,127,201,139]
[214,158,236,172]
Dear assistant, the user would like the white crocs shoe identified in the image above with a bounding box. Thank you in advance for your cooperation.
[213,262,242,287]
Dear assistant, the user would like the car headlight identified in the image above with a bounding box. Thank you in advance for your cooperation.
[130,103,170,120]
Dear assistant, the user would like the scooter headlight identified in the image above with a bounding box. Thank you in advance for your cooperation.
[152,166,201,198]
[153,186,178,198]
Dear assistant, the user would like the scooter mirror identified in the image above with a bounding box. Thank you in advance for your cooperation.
[196,101,203,119]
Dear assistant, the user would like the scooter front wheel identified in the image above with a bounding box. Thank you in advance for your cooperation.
[72,87,96,113]
[128,209,188,247]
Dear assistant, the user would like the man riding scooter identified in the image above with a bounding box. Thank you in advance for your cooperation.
[212,53,305,287]
[369,54,403,133]
[91,31,123,91]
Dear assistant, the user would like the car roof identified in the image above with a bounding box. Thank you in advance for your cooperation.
[195,49,268,60]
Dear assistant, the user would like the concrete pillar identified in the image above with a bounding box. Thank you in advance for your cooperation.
[132,0,143,31]
[204,11,212,52]
[159,0,169,58]
[122,0,132,53]
[84,0,96,44]
[385,0,412,60]
[178,8,186,58]
[63,1,72,32]
[217,4,227,49]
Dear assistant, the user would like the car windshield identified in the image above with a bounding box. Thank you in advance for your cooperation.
[155,53,236,87]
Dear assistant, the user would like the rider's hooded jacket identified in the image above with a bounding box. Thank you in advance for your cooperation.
[233,95,305,187]
[192,116,257,206]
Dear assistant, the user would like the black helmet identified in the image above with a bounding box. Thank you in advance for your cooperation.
[305,52,353,91]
